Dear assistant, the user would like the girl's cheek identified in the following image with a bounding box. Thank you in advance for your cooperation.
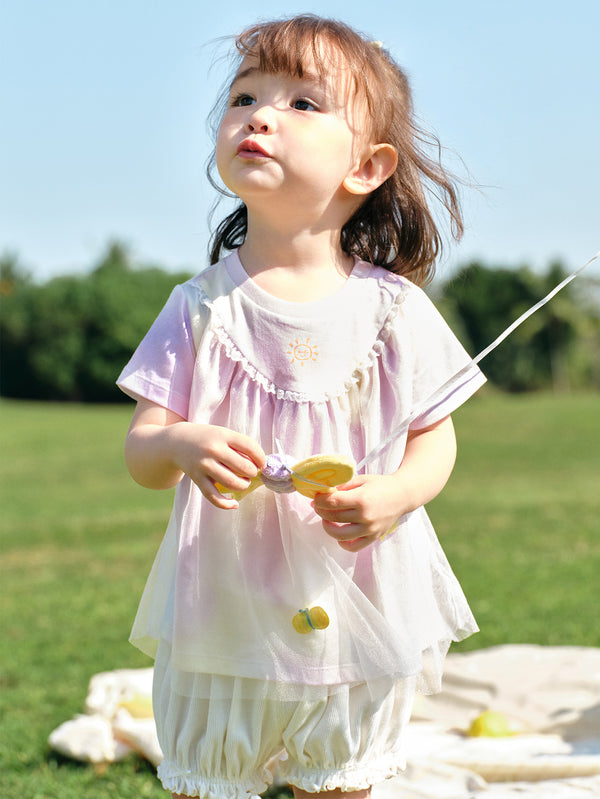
[215,131,231,181]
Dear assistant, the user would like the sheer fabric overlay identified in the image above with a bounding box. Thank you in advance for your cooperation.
[117,251,485,702]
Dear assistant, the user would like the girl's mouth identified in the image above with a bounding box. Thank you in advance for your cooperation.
[237,139,271,159]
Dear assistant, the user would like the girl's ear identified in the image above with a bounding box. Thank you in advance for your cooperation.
[343,143,398,196]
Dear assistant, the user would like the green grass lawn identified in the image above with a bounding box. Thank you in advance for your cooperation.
[1,394,599,798]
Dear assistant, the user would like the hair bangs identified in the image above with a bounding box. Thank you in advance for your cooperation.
[234,16,368,102]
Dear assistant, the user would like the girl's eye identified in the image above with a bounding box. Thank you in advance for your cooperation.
[292,98,318,112]
[231,93,255,107]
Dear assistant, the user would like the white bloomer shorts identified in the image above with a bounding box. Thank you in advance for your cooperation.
[153,642,416,799]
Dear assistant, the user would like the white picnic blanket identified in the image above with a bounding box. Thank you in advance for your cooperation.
[376,644,600,798]
[49,645,600,797]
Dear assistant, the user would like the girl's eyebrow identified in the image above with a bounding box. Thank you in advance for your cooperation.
[230,65,323,90]
[231,66,259,86]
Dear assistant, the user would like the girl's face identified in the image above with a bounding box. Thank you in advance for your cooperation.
[216,53,370,221]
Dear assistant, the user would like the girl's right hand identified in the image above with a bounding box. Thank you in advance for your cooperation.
[124,399,266,509]
[171,422,267,509]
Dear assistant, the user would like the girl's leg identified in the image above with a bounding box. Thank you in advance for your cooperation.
[293,789,371,799]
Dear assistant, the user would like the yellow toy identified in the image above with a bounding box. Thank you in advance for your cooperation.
[217,453,355,501]
[118,695,154,719]
[290,454,355,498]
[468,710,515,737]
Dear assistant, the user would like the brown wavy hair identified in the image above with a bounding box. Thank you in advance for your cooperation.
[207,14,464,286]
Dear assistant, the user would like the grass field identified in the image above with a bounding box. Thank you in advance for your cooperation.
[1,394,599,798]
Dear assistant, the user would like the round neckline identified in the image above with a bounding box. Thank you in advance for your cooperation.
[224,250,370,318]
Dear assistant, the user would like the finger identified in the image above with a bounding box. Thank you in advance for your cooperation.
[313,489,358,511]
[226,450,262,480]
[206,441,259,481]
[239,453,262,477]
[314,506,360,524]
[207,462,253,492]
[337,535,375,553]
[321,519,364,540]
[207,492,239,510]
[335,477,365,491]
[197,477,240,510]
[228,433,267,469]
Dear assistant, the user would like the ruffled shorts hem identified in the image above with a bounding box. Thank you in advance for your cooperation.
[282,751,406,793]
[157,753,406,798]
[157,760,272,799]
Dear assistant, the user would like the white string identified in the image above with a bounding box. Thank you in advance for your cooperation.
[355,249,600,474]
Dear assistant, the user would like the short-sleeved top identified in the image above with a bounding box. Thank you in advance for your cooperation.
[118,251,486,695]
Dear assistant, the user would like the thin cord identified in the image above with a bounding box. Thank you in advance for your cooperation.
[355,249,600,474]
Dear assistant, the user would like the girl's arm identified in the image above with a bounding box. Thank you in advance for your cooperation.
[312,415,457,551]
[124,398,267,509]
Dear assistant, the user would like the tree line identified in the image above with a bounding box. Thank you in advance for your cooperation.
[1,242,599,403]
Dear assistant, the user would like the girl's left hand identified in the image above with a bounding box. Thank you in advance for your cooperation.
[312,474,407,552]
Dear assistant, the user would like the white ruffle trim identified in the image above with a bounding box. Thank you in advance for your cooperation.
[282,750,406,792]
[157,759,271,799]
[158,752,406,797]
[197,280,406,404]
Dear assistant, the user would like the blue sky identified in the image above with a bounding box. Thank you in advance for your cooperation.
[2,0,599,282]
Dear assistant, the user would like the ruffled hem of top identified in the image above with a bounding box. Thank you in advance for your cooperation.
[157,760,272,799]
[281,750,406,792]
[197,278,406,403]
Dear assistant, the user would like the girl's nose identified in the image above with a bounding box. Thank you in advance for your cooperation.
[245,105,273,133]
[246,120,269,133]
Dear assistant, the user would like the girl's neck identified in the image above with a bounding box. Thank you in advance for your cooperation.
[238,224,354,303]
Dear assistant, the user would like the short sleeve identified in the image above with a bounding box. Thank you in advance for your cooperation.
[116,284,197,419]
[403,283,486,429]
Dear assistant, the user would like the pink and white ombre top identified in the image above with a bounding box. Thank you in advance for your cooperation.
[117,251,485,697]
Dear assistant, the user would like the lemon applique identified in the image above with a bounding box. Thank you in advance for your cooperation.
[292,607,330,634]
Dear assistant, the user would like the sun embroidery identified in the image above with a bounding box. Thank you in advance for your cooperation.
[288,337,318,366]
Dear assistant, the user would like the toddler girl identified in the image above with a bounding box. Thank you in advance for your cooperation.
[118,14,486,799]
